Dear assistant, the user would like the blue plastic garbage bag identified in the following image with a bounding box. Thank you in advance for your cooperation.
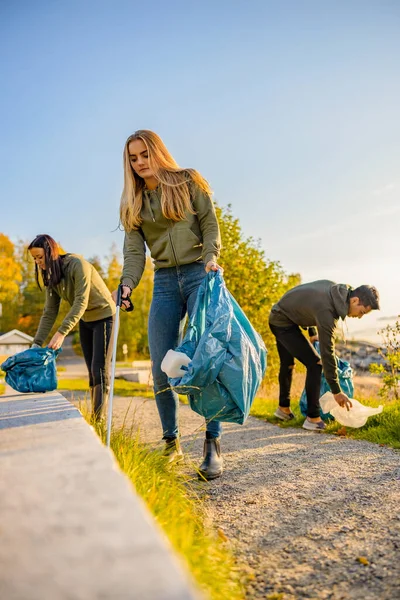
[168,270,267,424]
[299,341,354,420]
[1,347,61,393]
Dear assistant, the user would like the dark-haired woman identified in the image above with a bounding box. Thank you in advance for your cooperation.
[29,234,116,419]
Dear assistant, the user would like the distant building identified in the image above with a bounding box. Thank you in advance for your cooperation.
[0,329,34,358]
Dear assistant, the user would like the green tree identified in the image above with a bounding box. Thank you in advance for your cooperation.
[216,205,300,380]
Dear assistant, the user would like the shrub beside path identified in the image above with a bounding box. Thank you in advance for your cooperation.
[66,392,400,600]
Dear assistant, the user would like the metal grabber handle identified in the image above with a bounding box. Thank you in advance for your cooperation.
[106,285,133,447]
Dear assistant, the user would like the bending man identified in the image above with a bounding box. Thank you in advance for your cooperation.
[269,280,380,431]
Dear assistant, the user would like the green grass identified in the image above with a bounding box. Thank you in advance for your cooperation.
[61,376,399,449]
[58,377,188,403]
[251,393,400,449]
[58,378,155,398]
[339,400,400,447]
[72,337,147,368]
[82,414,245,600]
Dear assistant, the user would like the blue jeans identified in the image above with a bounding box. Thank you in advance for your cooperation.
[148,261,222,440]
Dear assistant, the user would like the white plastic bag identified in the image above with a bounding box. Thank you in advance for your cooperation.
[161,349,191,378]
[319,392,383,428]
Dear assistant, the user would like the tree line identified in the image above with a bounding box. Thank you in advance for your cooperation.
[0,205,300,378]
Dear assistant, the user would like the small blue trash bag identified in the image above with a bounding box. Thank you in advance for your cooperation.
[299,341,354,421]
[1,347,61,393]
[168,270,267,424]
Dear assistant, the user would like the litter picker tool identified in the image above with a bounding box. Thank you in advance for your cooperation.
[106,285,133,447]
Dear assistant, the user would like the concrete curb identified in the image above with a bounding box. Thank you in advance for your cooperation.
[0,389,200,600]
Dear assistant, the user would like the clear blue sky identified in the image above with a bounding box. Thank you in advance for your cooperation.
[1,0,399,341]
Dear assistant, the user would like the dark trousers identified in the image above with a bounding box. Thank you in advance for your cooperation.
[79,316,113,390]
[269,322,322,418]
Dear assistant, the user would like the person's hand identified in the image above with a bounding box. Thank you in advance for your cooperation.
[205,260,222,273]
[334,392,353,411]
[48,332,65,350]
[112,286,132,309]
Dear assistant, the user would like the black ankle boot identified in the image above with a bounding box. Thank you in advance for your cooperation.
[198,437,223,480]
[163,438,184,463]
[92,384,104,421]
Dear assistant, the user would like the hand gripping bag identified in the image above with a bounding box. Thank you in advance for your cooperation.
[1,347,61,393]
[162,270,267,424]
[319,392,383,428]
[299,341,354,421]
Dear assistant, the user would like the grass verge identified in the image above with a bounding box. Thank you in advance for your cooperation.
[81,414,245,600]
[251,392,400,449]
[61,375,400,449]
[58,378,187,403]
[58,378,154,398]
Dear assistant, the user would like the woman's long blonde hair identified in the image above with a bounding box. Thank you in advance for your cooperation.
[120,130,212,231]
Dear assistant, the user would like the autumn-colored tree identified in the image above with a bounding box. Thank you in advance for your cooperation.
[1,203,299,371]
[100,245,153,360]
[85,246,154,360]
[101,205,299,366]
[88,255,105,278]
[105,243,123,293]
[14,240,45,336]
[0,234,22,302]
[216,205,300,379]
[0,234,22,332]
[117,257,154,359]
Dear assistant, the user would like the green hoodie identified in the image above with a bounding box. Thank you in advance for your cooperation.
[121,179,221,290]
[269,280,351,395]
[33,254,116,346]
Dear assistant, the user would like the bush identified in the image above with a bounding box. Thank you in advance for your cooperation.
[370,318,400,400]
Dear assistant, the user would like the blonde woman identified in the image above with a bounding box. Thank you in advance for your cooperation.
[117,130,223,480]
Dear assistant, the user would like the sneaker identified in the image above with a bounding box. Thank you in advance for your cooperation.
[274,407,295,421]
[302,419,327,431]
[163,438,184,463]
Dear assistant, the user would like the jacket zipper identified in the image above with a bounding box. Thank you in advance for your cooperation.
[149,190,178,264]
[147,193,156,222]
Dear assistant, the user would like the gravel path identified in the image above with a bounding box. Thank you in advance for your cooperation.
[65,391,400,600]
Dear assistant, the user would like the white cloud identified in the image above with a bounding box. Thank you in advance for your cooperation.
[371,183,396,196]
